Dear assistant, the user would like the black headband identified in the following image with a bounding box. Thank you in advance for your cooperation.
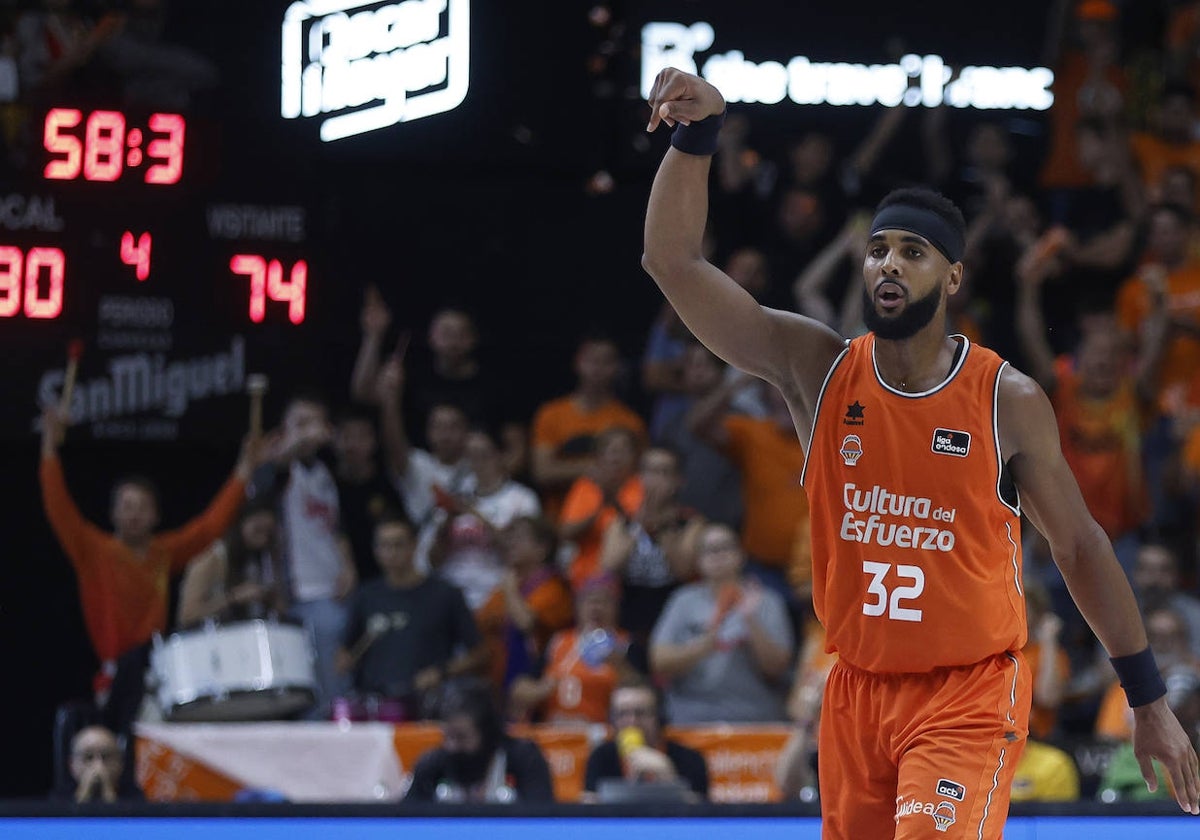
[869,204,964,264]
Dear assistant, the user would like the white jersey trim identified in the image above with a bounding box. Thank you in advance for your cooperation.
[871,334,970,398]
[978,746,1007,840]
[800,341,852,487]
[979,653,1022,839]
[1005,521,1023,599]
[992,361,1021,517]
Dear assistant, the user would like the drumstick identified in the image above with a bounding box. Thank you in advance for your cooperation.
[246,374,268,440]
[57,339,84,445]
[343,624,385,671]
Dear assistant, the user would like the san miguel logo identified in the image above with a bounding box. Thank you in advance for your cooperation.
[931,428,970,458]
[281,0,471,142]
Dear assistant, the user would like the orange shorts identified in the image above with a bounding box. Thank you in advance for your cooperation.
[818,652,1032,839]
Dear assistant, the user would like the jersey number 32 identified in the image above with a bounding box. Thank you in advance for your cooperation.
[862,560,924,622]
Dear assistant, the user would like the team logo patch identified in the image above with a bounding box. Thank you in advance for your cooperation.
[932,801,956,833]
[936,779,965,802]
[840,434,863,467]
[931,428,970,458]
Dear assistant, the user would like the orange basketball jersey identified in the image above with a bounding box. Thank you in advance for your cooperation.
[802,334,1026,673]
[541,628,628,724]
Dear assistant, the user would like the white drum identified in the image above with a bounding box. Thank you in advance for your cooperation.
[151,619,316,722]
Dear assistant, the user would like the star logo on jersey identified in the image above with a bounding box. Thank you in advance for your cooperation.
[840,434,863,467]
[844,400,866,426]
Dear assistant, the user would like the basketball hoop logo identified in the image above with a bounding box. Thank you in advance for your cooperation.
[840,434,863,467]
[932,801,956,833]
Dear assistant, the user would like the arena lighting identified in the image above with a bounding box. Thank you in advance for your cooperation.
[281,0,470,141]
[642,22,1054,110]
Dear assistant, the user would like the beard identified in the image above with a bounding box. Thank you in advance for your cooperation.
[861,284,943,341]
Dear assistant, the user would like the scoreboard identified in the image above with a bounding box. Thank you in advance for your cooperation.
[2,104,321,443]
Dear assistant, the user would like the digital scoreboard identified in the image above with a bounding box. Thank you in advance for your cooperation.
[3,106,319,442]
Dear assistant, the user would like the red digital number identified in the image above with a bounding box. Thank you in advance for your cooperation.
[0,246,65,319]
[268,259,306,324]
[43,108,83,180]
[0,246,21,316]
[231,255,307,324]
[25,248,65,318]
[121,231,152,281]
[145,113,185,185]
[83,110,126,182]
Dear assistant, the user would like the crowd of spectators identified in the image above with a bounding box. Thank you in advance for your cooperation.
[30,0,1200,806]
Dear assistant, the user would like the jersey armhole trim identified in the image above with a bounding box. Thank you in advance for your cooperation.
[800,342,852,487]
[993,361,1021,517]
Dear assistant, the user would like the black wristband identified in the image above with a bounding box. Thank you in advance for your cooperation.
[1110,647,1167,708]
[670,110,727,157]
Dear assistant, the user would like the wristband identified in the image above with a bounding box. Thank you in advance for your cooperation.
[670,110,727,156]
[1110,647,1167,708]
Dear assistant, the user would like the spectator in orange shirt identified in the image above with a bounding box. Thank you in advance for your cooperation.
[559,427,643,592]
[39,404,258,739]
[475,516,574,696]
[1129,84,1200,200]
[1115,204,1200,527]
[1016,241,1162,575]
[509,573,635,724]
[1038,0,1127,196]
[687,372,809,612]
[530,334,646,518]
[1117,205,1200,405]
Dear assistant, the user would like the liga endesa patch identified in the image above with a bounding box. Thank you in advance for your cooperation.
[930,428,970,458]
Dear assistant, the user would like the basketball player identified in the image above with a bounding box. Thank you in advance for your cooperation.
[641,68,1199,838]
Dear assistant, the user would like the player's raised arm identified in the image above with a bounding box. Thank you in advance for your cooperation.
[641,69,844,415]
[998,367,1200,814]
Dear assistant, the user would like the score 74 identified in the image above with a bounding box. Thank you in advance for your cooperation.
[862,561,924,622]
[230,255,307,324]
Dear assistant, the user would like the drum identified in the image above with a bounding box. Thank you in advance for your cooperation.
[150,619,316,722]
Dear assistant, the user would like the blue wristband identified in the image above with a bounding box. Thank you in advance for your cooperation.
[1110,647,1167,708]
[670,110,727,156]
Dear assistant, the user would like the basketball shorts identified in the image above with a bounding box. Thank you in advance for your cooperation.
[818,651,1032,839]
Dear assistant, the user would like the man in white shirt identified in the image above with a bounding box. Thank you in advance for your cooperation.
[375,356,472,572]
[253,391,357,717]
